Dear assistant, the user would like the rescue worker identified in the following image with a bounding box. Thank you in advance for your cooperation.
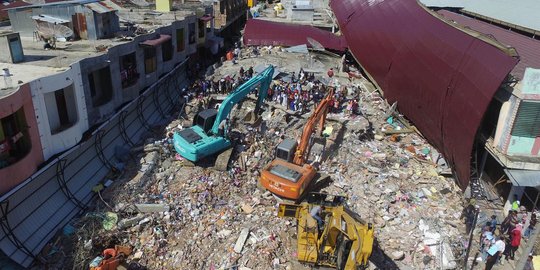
[310,205,324,229]
[218,118,228,137]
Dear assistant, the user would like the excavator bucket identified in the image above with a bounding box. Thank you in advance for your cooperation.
[242,110,261,125]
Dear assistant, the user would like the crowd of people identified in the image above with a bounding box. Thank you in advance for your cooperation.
[267,67,359,115]
[183,63,361,116]
[480,195,537,270]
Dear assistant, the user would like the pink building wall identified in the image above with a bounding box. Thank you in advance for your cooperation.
[0,84,44,195]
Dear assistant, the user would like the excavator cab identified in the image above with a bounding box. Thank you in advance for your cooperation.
[193,109,218,134]
[275,138,297,162]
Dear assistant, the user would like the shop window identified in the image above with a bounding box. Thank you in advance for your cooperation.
[188,23,195,44]
[162,39,173,62]
[198,20,205,38]
[120,52,139,88]
[512,101,540,138]
[0,108,31,169]
[176,28,185,52]
[144,47,157,74]
[45,84,78,134]
[88,66,113,107]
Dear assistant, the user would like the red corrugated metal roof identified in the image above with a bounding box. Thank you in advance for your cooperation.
[243,19,347,52]
[140,34,171,47]
[331,0,519,188]
[438,10,540,80]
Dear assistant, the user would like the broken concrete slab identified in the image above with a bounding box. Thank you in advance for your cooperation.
[134,204,170,213]
[118,216,144,229]
[234,228,250,253]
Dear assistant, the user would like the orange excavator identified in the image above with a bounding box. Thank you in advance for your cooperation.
[259,87,334,200]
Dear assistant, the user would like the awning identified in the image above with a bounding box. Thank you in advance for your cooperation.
[199,15,213,22]
[505,169,540,188]
[140,34,171,47]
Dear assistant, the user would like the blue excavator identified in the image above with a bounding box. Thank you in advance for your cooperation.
[173,65,274,163]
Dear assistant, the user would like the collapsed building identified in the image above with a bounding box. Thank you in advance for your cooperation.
[0,0,539,268]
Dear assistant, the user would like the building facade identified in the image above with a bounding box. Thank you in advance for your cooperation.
[0,5,213,194]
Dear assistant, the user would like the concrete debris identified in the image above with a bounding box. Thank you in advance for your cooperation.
[47,47,468,270]
[234,228,250,253]
[391,251,405,260]
[132,203,170,213]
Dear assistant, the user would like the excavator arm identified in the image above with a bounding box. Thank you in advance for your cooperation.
[210,65,274,135]
[293,87,335,165]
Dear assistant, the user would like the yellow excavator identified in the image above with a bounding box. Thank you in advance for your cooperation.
[277,193,374,270]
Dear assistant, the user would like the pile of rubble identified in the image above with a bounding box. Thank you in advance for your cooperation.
[318,91,466,269]
[50,50,470,270]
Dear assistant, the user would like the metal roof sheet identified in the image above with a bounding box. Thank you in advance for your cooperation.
[5,0,99,10]
[31,14,70,24]
[243,19,348,52]
[505,169,540,188]
[85,1,117,13]
[419,0,464,8]
[331,0,518,189]
[461,0,540,33]
[437,10,540,80]
[140,34,172,47]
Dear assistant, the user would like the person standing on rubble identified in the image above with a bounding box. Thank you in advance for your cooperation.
[310,205,324,229]
[506,223,522,260]
[484,236,501,270]
[218,118,228,137]
[524,213,537,239]
[512,194,521,211]
[525,254,535,270]
[489,215,498,233]
[501,210,513,234]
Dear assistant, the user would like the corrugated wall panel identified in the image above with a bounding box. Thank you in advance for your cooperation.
[331,0,519,188]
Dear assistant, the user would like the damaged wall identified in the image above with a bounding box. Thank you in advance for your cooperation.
[330,0,518,188]
[0,61,188,268]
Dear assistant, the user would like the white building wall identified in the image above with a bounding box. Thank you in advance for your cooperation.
[44,92,60,132]
[30,65,89,160]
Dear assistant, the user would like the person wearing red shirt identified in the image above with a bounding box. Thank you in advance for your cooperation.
[508,224,523,260]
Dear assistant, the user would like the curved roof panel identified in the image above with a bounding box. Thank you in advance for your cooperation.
[331,0,518,188]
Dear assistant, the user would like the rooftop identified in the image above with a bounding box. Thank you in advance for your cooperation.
[420,0,540,33]
[438,10,540,80]
[0,0,204,86]
[0,34,125,84]
[253,0,336,29]
[460,0,540,33]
